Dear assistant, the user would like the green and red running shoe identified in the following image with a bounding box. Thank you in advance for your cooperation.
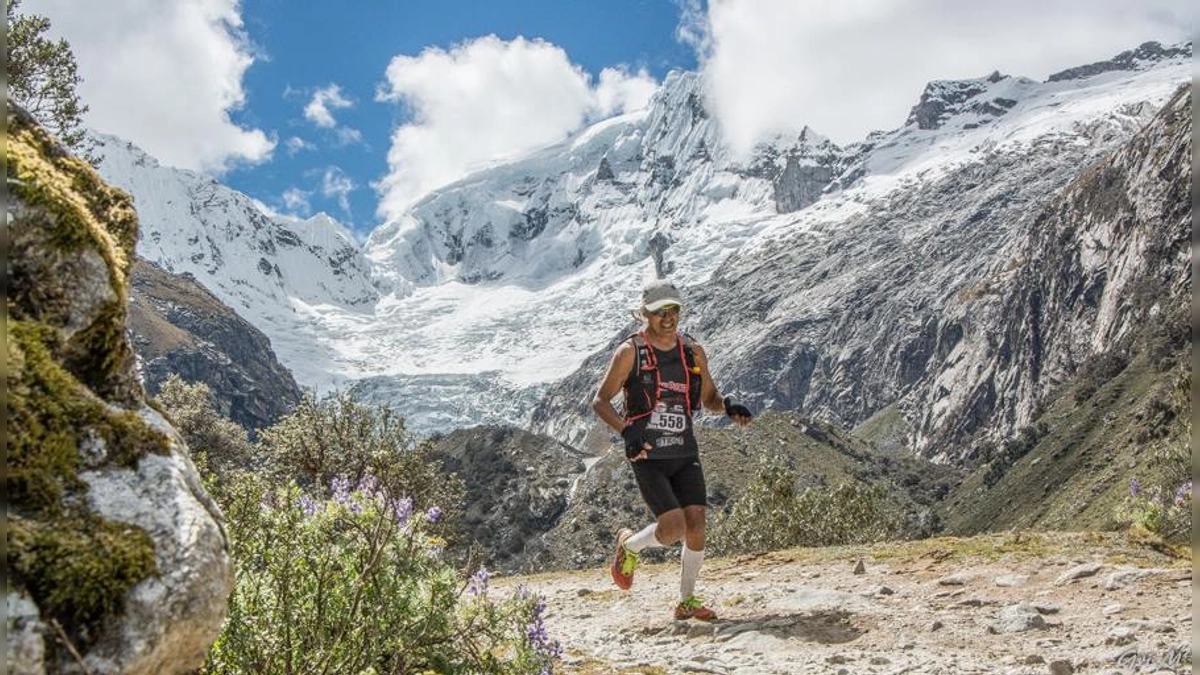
[674,595,717,621]
[610,528,638,590]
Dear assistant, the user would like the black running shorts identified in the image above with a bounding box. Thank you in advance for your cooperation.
[630,456,707,516]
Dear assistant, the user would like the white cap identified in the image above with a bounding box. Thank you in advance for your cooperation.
[642,279,683,311]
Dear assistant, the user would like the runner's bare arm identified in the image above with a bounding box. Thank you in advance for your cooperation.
[592,341,635,433]
[691,344,726,414]
[695,344,752,425]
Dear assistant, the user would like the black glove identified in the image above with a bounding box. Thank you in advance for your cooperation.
[724,396,753,422]
[621,424,646,459]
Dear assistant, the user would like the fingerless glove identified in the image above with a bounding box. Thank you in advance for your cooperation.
[723,395,753,421]
[621,424,644,458]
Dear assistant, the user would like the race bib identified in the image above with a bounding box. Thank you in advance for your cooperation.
[647,410,687,433]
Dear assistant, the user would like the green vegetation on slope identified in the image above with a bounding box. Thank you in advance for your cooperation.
[940,349,1189,538]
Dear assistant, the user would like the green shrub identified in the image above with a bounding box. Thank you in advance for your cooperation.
[257,391,460,512]
[202,473,560,675]
[709,456,901,556]
[172,391,557,673]
[155,376,255,479]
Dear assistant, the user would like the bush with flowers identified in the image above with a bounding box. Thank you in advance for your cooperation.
[202,473,559,674]
[156,381,560,674]
[1117,476,1192,544]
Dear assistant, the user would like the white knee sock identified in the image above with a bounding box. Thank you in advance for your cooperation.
[680,546,705,600]
[624,523,662,553]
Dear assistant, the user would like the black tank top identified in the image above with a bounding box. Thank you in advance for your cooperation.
[628,342,699,460]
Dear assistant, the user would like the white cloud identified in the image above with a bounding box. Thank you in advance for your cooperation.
[594,67,659,117]
[374,35,659,220]
[322,166,355,214]
[282,187,312,214]
[334,127,365,147]
[24,0,274,173]
[304,84,353,128]
[693,0,1196,153]
[285,136,314,155]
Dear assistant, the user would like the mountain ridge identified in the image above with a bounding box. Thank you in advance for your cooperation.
[89,42,1191,441]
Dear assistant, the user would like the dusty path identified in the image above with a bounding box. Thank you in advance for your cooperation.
[495,532,1192,675]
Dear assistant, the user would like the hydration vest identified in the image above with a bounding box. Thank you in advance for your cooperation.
[622,332,704,423]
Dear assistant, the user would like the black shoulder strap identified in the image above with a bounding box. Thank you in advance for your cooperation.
[627,333,643,377]
[680,333,698,367]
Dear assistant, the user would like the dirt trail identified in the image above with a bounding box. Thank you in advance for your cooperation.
[495,533,1192,675]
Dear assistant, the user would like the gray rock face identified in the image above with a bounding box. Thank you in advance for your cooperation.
[906,85,1192,458]
[905,76,1004,130]
[6,592,46,675]
[78,407,232,675]
[1047,41,1191,82]
[128,259,301,432]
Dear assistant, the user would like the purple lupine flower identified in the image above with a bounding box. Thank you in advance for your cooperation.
[1129,477,1141,498]
[1174,481,1192,507]
[297,494,318,517]
[523,591,562,660]
[389,496,414,527]
[426,505,443,523]
[357,474,383,502]
[468,567,490,596]
[331,475,353,505]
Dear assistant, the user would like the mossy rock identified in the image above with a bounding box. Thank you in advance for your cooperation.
[5,101,172,654]
[7,102,141,402]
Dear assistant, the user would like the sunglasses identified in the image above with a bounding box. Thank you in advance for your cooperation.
[647,304,681,317]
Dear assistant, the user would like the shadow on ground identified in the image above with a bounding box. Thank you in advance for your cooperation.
[639,609,864,644]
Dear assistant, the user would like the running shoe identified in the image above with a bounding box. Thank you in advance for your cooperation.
[674,595,717,621]
[610,528,638,590]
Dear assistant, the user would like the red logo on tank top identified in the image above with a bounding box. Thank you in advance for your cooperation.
[660,381,688,393]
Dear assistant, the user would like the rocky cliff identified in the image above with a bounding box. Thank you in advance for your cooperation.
[906,84,1191,458]
[127,259,302,432]
[931,85,1191,533]
[6,102,231,674]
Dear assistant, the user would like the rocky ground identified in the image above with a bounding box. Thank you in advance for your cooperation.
[495,532,1192,675]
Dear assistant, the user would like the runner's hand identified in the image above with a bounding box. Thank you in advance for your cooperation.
[724,396,753,425]
[621,425,650,460]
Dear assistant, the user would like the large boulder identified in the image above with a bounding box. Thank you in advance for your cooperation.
[6,101,232,674]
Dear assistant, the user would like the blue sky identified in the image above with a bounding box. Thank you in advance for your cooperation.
[22,0,1195,237]
[225,0,698,228]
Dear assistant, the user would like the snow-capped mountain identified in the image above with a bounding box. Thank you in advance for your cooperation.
[94,134,378,388]
[532,42,1191,458]
[94,42,1190,441]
